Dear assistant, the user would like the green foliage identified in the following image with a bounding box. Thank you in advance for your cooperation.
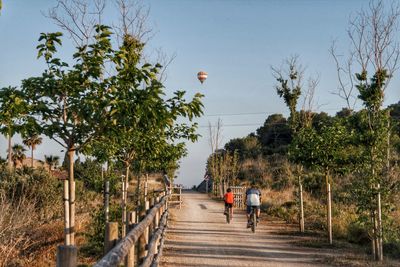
[74,158,120,194]
[207,150,240,186]
[275,63,302,132]
[75,159,103,193]
[256,114,291,155]
[289,119,350,173]
[0,87,30,141]
[0,166,62,219]
[225,135,262,160]
[10,144,27,167]
[81,203,122,258]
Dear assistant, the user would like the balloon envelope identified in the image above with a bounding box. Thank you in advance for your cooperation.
[197,71,208,84]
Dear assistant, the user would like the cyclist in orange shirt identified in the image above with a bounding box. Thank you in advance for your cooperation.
[224,188,234,219]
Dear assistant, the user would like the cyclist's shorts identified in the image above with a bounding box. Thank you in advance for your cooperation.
[246,205,260,214]
[225,203,233,208]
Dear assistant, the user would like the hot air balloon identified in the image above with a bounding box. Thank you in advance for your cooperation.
[197,71,208,84]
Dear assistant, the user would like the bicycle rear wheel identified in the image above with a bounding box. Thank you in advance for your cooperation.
[251,210,256,233]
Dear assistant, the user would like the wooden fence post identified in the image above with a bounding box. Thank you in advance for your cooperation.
[144,174,149,203]
[104,180,110,223]
[122,173,128,238]
[179,186,182,209]
[145,200,150,243]
[138,201,150,263]
[147,197,155,257]
[327,183,332,245]
[56,245,77,267]
[63,179,70,245]
[299,182,305,233]
[104,222,119,255]
[377,184,383,261]
[125,211,136,267]
[154,197,160,254]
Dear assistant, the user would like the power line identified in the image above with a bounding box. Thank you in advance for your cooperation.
[205,111,272,117]
[199,123,265,128]
[204,107,350,117]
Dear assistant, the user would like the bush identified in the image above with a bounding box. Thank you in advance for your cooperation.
[347,222,370,245]
[0,166,62,219]
[383,242,400,259]
[81,203,123,258]
[0,166,63,265]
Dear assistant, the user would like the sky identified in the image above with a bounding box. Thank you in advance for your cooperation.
[1,0,399,187]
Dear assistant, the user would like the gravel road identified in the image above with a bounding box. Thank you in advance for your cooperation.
[160,191,332,267]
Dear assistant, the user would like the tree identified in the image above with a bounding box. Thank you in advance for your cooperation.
[225,135,262,160]
[256,114,291,155]
[23,134,43,167]
[272,55,306,233]
[290,120,351,244]
[22,26,119,246]
[10,144,27,168]
[80,30,203,238]
[0,87,29,171]
[207,119,224,196]
[44,155,60,171]
[344,1,400,260]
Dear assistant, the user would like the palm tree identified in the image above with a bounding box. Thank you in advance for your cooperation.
[23,134,43,167]
[10,144,26,168]
[44,155,60,172]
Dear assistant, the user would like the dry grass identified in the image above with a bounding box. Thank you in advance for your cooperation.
[0,193,65,267]
[261,187,294,206]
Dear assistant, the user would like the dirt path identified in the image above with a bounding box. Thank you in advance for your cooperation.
[160,191,333,267]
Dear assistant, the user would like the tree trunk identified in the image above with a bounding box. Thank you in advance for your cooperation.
[298,165,305,233]
[122,163,130,238]
[31,148,34,168]
[327,183,332,245]
[68,148,76,245]
[377,184,383,261]
[325,169,332,245]
[7,133,12,171]
[299,180,305,233]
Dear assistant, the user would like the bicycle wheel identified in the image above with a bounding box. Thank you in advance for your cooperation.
[251,210,256,233]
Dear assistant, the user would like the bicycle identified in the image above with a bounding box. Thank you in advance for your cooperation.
[248,206,258,233]
[224,205,233,223]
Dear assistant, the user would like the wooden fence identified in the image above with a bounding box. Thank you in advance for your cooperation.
[94,192,169,267]
[168,185,182,209]
[230,186,246,209]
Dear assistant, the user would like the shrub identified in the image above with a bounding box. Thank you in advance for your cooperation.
[0,167,63,265]
[347,222,370,245]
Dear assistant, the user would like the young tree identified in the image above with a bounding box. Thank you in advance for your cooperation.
[80,31,203,238]
[272,55,306,233]
[290,119,350,244]
[207,119,223,196]
[345,1,400,260]
[22,26,118,246]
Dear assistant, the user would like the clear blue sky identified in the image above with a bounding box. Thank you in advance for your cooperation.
[1,1,399,186]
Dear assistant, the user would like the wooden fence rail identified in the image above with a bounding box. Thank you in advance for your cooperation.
[168,185,182,209]
[139,211,168,267]
[94,194,168,267]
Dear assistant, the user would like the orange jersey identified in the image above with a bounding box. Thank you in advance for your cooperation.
[224,192,234,204]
